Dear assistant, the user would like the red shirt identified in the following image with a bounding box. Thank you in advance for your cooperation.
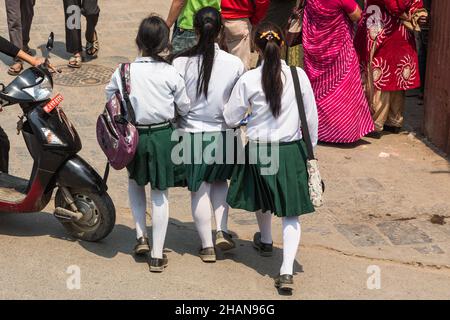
[221,0,270,25]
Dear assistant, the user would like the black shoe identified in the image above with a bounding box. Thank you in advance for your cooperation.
[366,131,382,139]
[215,231,236,251]
[134,237,150,256]
[274,274,294,292]
[383,125,402,134]
[253,232,273,257]
[199,247,216,263]
[149,254,169,273]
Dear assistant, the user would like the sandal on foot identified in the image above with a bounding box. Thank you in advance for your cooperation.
[68,55,82,68]
[8,62,23,76]
[86,32,99,58]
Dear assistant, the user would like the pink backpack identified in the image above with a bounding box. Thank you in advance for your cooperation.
[96,63,139,171]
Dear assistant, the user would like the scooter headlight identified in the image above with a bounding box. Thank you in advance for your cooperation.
[23,76,52,101]
[41,128,64,145]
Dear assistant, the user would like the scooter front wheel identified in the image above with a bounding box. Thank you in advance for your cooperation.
[55,189,116,242]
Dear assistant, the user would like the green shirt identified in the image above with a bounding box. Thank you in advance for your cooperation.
[177,0,221,30]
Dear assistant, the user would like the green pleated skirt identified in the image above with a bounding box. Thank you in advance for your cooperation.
[227,140,315,217]
[127,125,186,190]
[184,131,237,192]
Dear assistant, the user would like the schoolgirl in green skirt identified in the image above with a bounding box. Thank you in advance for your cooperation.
[224,23,319,292]
[105,15,190,272]
[172,7,245,262]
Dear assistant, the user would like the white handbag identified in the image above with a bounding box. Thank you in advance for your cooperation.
[290,66,324,208]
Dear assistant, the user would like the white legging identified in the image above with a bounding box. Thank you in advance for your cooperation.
[128,179,169,259]
[255,211,301,276]
[190,181,229,249]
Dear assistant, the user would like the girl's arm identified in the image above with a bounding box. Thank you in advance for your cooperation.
[173,73,191,117]
[1,36,45,66]
[224,77,251,128]
[298,69,319,147]
[105,68,120,100]
[17,50,45,67]
[0,35,20,57]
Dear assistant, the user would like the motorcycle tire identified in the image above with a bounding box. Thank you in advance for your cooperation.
[55,189,116,242]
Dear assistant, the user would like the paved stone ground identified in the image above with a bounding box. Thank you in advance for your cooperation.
[0,0,450,300]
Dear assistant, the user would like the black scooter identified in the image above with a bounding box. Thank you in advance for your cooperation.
[0,33,116,242]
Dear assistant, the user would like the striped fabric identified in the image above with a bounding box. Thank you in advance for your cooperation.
[303,0,374,143]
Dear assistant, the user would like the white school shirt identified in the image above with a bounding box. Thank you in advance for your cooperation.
[172,44,245,133]
[224,60,319,145]
[105,57,190,125]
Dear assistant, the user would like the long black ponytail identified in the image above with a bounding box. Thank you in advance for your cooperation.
[174,7,222,99]
[254,23,285,118]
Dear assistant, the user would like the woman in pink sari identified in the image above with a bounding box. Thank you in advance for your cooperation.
[303,0,375,143]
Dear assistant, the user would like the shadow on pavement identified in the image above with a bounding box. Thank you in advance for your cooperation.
[0,211,72,241]
[0,212,302,287]
[0,53,13,66]
[38,41,72,60]
[319,139,372,149]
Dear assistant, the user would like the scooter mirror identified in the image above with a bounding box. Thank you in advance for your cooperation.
[46,32,54,51]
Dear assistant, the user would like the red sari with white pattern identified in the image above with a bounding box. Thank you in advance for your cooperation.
[355,0,423,92]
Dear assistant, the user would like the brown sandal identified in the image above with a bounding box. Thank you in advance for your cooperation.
[7,61,23,76]
[68,55,82,68]
[86,31,99,58]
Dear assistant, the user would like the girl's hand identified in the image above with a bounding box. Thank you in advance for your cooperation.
[31,57,46,66]
[33,57,60,73]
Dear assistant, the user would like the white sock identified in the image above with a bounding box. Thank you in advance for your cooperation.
[150,189,169,259]
[210,181,229,233]
[280,216,301,276]
[128,179,147,239]
[191,182,214,249]
[255,210,273,244]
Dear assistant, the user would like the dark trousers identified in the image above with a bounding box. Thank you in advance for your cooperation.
[5,0,35,53]
[63,0,100,54]
[262,0,297,29]
[418,31,428,94]
[0,126,10,174]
